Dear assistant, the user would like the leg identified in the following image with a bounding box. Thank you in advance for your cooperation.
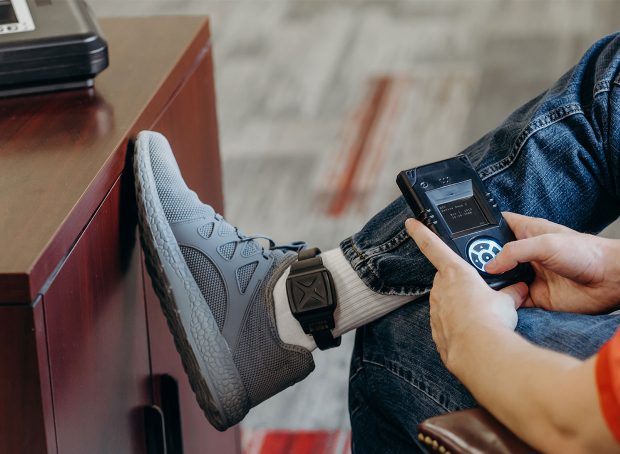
[346,32,620,449]
[134,32,620,433]
[278,32,620,353]
[348,302,620,453]
[342,32,620,296]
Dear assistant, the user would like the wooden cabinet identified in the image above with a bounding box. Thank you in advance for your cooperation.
[0,16,240,454]
[44,176,150,454]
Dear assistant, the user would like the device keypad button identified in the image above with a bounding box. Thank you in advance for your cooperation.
[473,243,488,252]
[467,238,503,273]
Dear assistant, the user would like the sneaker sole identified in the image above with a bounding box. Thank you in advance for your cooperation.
[134,135,248,431]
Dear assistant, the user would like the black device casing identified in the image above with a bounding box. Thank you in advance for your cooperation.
[397,155,534,289]
[0,0,108,97]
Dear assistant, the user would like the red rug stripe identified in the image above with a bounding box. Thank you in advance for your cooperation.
[242,429,351,454]
[326,77,393,217]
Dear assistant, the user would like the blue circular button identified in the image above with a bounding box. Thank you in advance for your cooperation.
[467,238,503,272]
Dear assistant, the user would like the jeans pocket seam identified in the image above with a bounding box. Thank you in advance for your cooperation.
[356,229,410,259]
[595,79,611,97]
[362,358,452,413]
[365,256,432,295]
[349,365,366,419]
[478,103,584,181]
[347,230,417,292]
[349,403,364,419]
[349,365,364,383]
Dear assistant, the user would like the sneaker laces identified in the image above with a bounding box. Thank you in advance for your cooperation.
[230,225,306,259]
[239,234,306,259]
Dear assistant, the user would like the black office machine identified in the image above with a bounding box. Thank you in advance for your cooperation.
[397,155,534,289]
[0,0,108,97]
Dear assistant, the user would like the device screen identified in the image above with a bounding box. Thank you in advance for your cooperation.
[0,0,17,25]
[426,180,491,234]
[437,196,489,234]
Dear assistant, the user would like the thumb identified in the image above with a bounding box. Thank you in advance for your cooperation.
[498,282,529,309]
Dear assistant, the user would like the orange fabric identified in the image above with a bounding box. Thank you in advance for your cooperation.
[596,330,620,443]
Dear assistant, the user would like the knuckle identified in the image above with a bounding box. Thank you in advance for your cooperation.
[443,262,465,278]
[533,216,549,229]
[542,234,560,251]
[418,236,432,251]
[523,216,545,235]
[501,242,514,257]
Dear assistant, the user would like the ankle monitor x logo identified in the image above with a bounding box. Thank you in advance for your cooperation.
[290,276,328,311]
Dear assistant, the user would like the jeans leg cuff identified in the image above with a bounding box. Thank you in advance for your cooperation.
[340,235,388,294]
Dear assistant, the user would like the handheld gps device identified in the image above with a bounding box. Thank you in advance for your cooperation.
[397,155,533,289]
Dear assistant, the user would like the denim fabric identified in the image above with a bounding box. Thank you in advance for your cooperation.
[343,32,620,453]
[348,302,620,453]
[340,32,620,297]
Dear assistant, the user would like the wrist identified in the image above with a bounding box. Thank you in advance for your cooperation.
[599,236,620,267]
[599,237,620,294]
[442,320,486,374]
[445,322,513,378]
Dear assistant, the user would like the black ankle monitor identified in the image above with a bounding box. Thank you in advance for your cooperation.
[286,247,341,350]
[397,155,534,289]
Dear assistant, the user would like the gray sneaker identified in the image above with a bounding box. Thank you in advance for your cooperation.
[133,131,314,431]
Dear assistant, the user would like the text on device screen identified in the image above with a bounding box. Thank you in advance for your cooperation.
[437,197,489,234]
[426,180,491,234]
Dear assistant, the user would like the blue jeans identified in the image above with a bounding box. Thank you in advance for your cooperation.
[342,32,620,453]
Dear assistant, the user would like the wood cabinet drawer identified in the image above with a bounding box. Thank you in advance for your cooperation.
[0,16,240,454]
[43,173,150,454]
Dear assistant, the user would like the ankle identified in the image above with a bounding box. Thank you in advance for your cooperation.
[273,266,317,351]
[273,248,413,352]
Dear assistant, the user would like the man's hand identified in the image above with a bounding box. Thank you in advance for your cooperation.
[406,216,619,453]
[485,212,620,314]
[405,218,528,368]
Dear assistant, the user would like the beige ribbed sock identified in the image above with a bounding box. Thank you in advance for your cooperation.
[273,248,413,351]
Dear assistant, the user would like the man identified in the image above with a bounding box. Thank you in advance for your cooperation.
[133,31,620,452]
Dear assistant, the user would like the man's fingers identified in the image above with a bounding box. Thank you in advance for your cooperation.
[503,212,568,239]
[405,218,464,271]
[498,282,529,309]
[503,212,571,239]
[485,235,561,274]
[522,296,536,308]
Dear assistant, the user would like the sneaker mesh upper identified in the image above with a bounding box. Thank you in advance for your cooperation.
[218,242,237,260]
[232,252,314,406]
[149,138,214,223]
[236,261,258,293]
[180,246,227,331]
[219,222,235,236]
[198,222,215,239]
[241,242,260,257]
